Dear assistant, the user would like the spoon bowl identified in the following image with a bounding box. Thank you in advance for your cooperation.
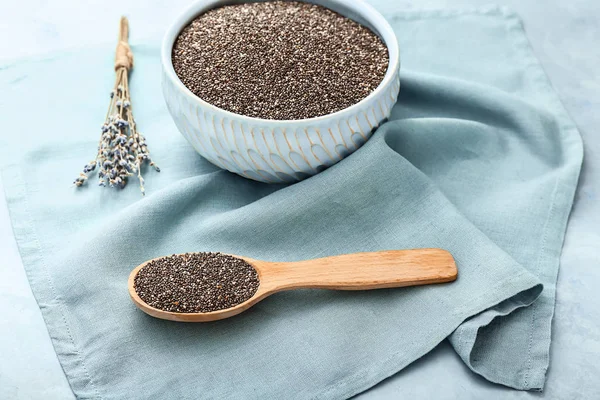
[128,249,457,322]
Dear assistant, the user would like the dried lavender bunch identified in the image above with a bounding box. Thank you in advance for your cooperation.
[74,17,159,195]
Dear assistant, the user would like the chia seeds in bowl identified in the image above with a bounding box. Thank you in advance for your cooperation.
[161,0,401,183]
[172,1,389,120]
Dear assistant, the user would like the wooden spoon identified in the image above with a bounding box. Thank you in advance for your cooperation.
[128,249,457,322]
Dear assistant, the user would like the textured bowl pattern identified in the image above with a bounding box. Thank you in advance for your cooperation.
[162,72,400,183]
[162,0,401,183]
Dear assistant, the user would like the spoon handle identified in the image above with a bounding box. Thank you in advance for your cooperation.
[263,249,457,291]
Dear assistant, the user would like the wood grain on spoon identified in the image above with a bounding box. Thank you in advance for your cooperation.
[128,249,457,322]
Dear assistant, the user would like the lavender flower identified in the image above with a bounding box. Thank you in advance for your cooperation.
[73,174,87,187]
[74,63,159,194]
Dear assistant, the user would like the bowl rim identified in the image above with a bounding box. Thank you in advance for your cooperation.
[161,0,400,125]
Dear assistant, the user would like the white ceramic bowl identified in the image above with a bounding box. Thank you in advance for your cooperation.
[162,0,400,183]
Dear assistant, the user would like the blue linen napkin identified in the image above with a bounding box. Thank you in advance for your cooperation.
[0,7,582,399]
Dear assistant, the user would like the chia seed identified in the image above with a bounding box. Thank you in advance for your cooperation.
[171,1,389,120]
[133,252,260,313]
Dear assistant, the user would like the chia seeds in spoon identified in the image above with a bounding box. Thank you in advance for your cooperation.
[134,252,260,313]
[171,1,389,120]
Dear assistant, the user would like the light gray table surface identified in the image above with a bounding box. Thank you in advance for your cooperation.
[1,1,598,399]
